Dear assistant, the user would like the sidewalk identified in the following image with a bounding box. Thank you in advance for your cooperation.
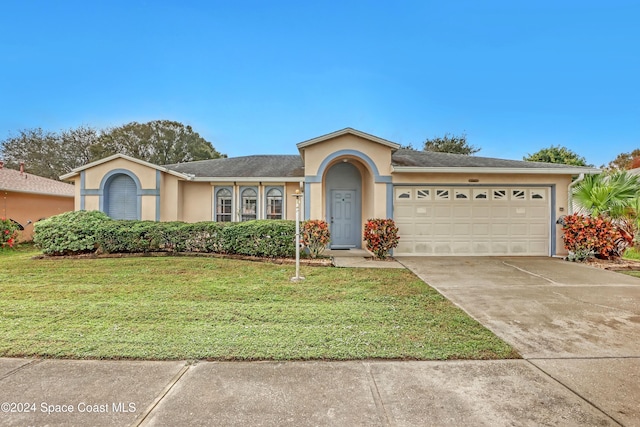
[0,358,619,426]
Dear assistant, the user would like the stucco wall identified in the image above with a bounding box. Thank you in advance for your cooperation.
[1,190,74,241]
[181,182,213,222]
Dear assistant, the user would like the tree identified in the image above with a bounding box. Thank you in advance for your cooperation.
[523,145,590,166]
[423,133,479,155]
[0,126,100,180]
[93,120,225,165]
[604,149,640,171]
[0,121,225,180]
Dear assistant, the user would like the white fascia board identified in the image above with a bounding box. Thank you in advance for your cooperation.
[59,153,193,181]
[391,166,602,175]
[296,128,400,150]
[190,176,304,183]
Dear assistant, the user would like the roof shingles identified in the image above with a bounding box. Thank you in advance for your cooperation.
[0,167,74,196]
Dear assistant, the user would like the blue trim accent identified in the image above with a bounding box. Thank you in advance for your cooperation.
[550,185,556,256]
[386,182,394,218]
[80,171,86,210]
[304,182,311,220]
[155,170,161,221]
[99,169,143,220]
[306,149,392,183]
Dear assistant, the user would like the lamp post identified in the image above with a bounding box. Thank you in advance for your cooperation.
[291,189,305,282]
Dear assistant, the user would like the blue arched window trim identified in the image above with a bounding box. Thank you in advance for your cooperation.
[99,169,143,220]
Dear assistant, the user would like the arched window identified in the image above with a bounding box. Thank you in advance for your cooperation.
[241,188,257,221]
[266,187,283,219]
[215,188,233,222]
[105,174,139,220]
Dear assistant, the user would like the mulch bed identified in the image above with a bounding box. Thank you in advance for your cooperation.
[584,258,640,271]
[32,251,333,267]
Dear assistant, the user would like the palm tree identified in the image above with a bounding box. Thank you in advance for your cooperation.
[572,171,640,249]
[572,171,640,217]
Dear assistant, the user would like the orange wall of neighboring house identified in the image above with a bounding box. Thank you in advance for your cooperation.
[0,190,74,241]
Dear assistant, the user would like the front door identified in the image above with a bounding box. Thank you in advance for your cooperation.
[330,190,358,248]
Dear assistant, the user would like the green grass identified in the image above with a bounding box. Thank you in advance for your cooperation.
[0,248,518,361]
[623,247,640,260]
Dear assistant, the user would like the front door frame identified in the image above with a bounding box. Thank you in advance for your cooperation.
[329,189,359,248]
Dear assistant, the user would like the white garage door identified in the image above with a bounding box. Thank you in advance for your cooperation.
[393,186,550,256]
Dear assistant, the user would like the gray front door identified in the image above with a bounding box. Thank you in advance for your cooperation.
[330,190,358,248]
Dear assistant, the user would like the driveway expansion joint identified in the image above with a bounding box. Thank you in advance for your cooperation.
[526,360,624,426]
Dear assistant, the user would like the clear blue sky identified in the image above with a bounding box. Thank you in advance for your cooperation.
[1,1,638,167]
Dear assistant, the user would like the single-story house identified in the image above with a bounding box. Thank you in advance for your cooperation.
[0,162,75,241]
[61,128,599,256]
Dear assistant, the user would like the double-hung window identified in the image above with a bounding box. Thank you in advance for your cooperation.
[215,188,233,222]
[265,187,283,219]
[241,187,257,221]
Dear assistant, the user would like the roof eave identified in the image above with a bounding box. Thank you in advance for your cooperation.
[190,176,304,183]
[391,166,602,175]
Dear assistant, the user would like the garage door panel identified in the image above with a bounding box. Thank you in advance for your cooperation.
[395,186,551,256]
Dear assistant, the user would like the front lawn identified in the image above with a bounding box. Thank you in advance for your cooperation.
[0,249,517,360]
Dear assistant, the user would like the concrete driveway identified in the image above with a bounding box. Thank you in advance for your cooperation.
[398,256,640,426]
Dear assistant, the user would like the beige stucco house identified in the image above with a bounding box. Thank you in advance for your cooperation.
[1,162,75,241]
[61,128,599,256]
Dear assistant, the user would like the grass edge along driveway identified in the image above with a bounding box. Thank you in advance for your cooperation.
[0,249,518,361]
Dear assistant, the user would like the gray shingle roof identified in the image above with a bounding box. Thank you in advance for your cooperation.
[165,155,304,178]
[162,149,593,179]
[391,149,590,169]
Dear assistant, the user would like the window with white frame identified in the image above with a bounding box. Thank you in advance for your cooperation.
[265,187,283,219]
[215,188,233,222]
[241,187,258,221]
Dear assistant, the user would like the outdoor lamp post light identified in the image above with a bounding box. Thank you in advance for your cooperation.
[291,189,305,282]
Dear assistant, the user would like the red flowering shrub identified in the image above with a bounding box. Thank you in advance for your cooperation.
[561,213,627,260]
[301,219,331,258]
[363,218,399,260]
[1,218,19,250]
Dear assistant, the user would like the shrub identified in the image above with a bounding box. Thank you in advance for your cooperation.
[301,220,330,258]
[561,213,626,260]
[221,220,295,258]
[1,218,19,250]
[363,218,400,260]
[33,211,111,255]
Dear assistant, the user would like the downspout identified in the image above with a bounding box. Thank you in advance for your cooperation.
[567,173,585,214]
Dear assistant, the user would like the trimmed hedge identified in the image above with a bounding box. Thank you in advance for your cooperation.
[34,213,296,258]
[33,210,112,255]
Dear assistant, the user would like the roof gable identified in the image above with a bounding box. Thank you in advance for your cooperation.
[296,128,401,153]
[59,153,191,181]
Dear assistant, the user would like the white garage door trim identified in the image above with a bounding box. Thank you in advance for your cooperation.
[393,185,552,256]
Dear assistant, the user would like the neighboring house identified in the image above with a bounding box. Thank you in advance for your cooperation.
[0,162,75,241]
[61,128,599,256]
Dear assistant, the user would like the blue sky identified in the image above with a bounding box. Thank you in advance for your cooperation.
[1,1,638,167]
